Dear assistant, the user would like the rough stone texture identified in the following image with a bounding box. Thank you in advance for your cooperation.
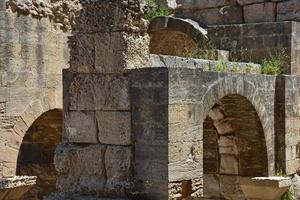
[127,54,300,199]
[0,176,36,199]
[55,0,150,199]
[54,144,132,197]
[17,109,62,200]
[173,0,300,26]
[0,8,66,189]
[6,0,82,31]
[244,2,276,23]
[208,21,300,75]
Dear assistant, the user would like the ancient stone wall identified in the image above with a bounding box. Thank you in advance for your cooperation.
[175,0,300,26]
[127,54,300,199]
[208,21,300,75]
[0,3,68,199]
[53,0,150,198]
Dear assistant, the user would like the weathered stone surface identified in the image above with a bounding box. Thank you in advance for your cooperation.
[64,111,98,143]
[237,0,267,5]
[277,0,300,22]
[54,144,132,196]
[96,111,131,145]
[244,3,276,23]
[179,0,236,9]
[66,73,130,111]
[188,6,243,26]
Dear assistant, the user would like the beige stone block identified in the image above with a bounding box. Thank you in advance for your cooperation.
[55,144,107,193]
[68,74,130,111]
[64,111,98,143]
[96,111,131,145]
[219,155,239,175]
[218,136,238,155]
[203,174,221,199]
[213,120,234,135]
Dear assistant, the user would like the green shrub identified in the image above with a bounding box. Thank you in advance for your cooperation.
[144,0,173,20]
[231,64,241,73]
[261,52,286,75]
[215,60,228,72]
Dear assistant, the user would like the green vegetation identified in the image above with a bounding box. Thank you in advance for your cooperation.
[215,60,228,72]
[261,51,286,75]
[144,0,173,20]
[276,167,293,200]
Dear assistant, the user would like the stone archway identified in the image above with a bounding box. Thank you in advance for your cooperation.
[148,16,209,57]
[16,109,62,200]
[203,94,268,199]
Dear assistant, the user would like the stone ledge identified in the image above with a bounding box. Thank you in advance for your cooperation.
[45,192,128,200]
[0,176,36,200]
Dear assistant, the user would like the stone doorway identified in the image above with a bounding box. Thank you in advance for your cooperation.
[203,94,268,199]
[16,109,62,200]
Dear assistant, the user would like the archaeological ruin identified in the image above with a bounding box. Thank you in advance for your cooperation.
[1,0,300,199]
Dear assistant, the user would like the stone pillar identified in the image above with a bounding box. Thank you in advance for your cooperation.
[53,0,149,198]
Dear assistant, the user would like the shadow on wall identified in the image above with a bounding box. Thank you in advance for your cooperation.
[17,109,62,200]
[203,94,268,199]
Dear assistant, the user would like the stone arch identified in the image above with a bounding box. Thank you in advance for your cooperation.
[16,108,62,199]
[148,16,209,57]
[201,76,272,199]
[202,77,274,172]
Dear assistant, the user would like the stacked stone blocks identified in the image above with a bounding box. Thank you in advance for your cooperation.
[55,0,150,198]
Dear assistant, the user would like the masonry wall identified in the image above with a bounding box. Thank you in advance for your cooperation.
[175,0,300,26]
[53,1,150,198]
[208,21,300,75]
[0,8,67,179]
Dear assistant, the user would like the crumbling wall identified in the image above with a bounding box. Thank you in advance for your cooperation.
[6,0,82,31]
[53,0,150,198]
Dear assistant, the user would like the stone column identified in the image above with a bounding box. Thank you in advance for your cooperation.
[53,0,149,198]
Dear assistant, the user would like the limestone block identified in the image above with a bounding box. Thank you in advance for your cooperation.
[104,146,132,195]
[73,0,148,33]
[190,6,243,25]
[96,111,131,145]
[292,174,300,199]
[63,111,98,143]
[277,0,300,22]
[93,32,150,73]
[208,106,225,121]
[244,3,276,23]
[68,34,95,73]
[219,175,244,200]
[54,144,107,193]
[203,174,221,199]
[219,155,239,175]
[213,120,234,135]
[237,0,267,5]
[218,136,238,155]
[180,0,235,9]
[55,144,132,196]
[66,73,130,111]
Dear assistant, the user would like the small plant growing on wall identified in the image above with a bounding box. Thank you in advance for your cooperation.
[261,50,287,75]
[276,166,293,200]
[144,0,173,20]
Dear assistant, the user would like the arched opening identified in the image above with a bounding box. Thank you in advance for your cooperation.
[203,94,268,199]
[16,109,62,200]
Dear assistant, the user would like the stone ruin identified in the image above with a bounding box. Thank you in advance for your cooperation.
[1,0,300,199]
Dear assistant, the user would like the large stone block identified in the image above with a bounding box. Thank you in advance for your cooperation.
[73,0,148,33]
[63,111,98,143]
[65,72,130,111]
[277,0,300,22]
[237,0,267,5]
[54,144,132,196]
[178,6,243,26]
[96,111,131,145]
[244,3,276,23]
[179,0,235,9]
